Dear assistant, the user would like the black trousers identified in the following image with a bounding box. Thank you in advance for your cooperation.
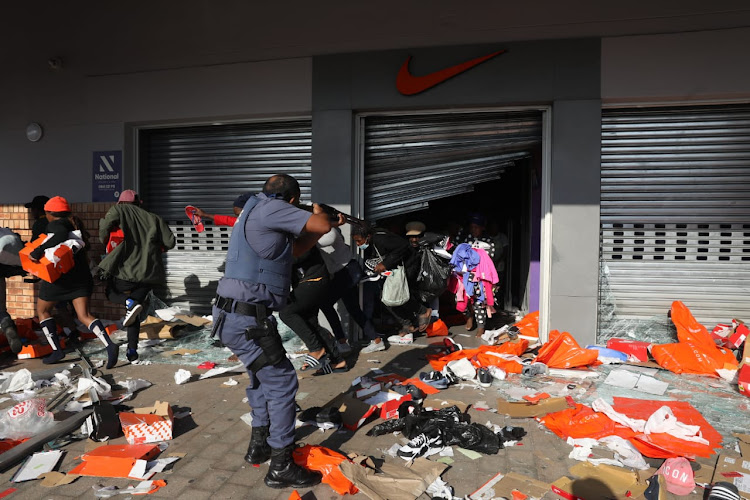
[279,278,340,362]
[106,278,151,350]
[320,260,373,342]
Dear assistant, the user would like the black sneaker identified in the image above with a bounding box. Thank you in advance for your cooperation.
[397,432,442,460]
[708,482,741,500]
[441,366,459,385]
[477,367,492,388]
[419,371,449,390]
[315,407,342,426]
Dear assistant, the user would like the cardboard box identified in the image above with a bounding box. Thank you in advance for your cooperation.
[329,392,378,431]
[18,235,75,283]
[739,365,750,397]
[712,452,750,499]
[729,324,749,350]
[119,401,174,444]
[363,391,413,419]
[551,462,648,500]
[17,339,67,359]
[606,338,651,362]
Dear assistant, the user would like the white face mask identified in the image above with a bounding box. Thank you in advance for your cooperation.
[357,243,369,251]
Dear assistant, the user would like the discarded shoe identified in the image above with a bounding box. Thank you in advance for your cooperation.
[707,481,740,500]
[441,366,459,385]
[123,299,143,327]
[521,362,547,377]
[488,365,507,381]
[397,432,443,460]
[387,333,414,345]
[361,339,386,353]
[315,407,342,426]
[393,384,425,401]
[443,337,463,354]
[420,371,449,390]
[477,367,492,388]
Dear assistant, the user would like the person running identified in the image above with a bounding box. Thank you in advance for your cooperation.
[98,190,176,362]
[30,196,118,367]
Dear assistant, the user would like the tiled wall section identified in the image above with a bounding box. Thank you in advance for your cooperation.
[0,203,122,321]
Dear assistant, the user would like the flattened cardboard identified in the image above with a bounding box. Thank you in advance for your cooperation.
[173,314,211,327]
[735,433,750,458]
[338,457,447,500]
[162,348,201,357]
[138,317,188,340]
[552,462,647,500]
[712,452,750,499]
[496,397,573,417]
[39,472,79,487]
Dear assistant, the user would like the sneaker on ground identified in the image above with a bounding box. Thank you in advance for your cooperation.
[477,367,492,388]
[387,333,413,345]
[440,366,459,385]
[419,371,449,390]
[361,340,386,353]
[443,337,463,354]
[707,481,740,500]
[122,302,143,327]
[488,365,507,381]
[397,432,443,460]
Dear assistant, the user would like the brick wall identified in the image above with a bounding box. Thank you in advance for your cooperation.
[1,202,122,321]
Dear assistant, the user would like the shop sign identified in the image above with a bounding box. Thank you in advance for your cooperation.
[92,150,122,202]
[396,50,505,96]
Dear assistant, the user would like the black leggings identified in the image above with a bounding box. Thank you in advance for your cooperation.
[279,278,340,362]
[320,261,372,342]
[106,278,151,350]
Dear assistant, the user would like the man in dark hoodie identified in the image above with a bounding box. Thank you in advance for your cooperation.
[98,190,175,362]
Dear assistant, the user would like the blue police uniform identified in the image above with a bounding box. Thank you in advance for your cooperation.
[212,192,311,450]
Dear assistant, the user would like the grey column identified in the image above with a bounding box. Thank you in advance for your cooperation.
[548,99,602,345]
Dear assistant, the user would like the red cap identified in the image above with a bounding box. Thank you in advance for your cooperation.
[658,457,695,496]
[44,196,71,213]
[118,190,138,204]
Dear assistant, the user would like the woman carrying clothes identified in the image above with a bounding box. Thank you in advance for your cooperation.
[29,196,118,367]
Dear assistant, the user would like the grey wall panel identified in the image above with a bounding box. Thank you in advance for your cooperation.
[600,105,750,329]
[311,111,354,206]
[549,100,602,345]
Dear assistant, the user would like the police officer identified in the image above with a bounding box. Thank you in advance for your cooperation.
[211,174,342,489]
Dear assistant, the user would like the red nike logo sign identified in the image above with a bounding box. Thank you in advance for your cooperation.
[396,50,506,96]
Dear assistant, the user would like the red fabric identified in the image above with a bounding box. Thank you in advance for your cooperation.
[213,214,237,227]
[536,330,599,369]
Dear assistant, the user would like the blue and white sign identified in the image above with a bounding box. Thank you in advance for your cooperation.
[92,151,123,202]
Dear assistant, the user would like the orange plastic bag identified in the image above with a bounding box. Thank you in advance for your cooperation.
[535,330,599,369]
[427,347,481,372]
[292,445,358,495]
[652,301,738,376]
[474,341,529,374]
[426,319,449,337]
[288,492,302,500]
[514,311,539,338]
[539,404,618,440]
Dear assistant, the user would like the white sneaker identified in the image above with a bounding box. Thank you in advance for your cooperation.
[123,303,143,327]
[387,333,414,345]
[361,340,386,353]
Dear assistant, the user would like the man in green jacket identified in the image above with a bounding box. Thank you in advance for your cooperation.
[99,190,176,361]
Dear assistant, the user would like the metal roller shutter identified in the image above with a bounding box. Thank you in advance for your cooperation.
[140,120,312,314]
[363,111,543,221]
[600,105,750,327]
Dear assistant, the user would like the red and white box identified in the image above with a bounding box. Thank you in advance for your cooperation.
[728,323,748,350]
[606,338,651,362]
[738,365,750,398]
[119,401,174,444]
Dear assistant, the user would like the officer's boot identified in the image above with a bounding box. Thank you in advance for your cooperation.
[264,444,322,489]
[244,425,271,464]
[89,319,119,369]
[41,318,65,364]
[1,315,22,354]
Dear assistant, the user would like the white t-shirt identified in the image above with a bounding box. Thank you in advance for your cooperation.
[317,227,352,274]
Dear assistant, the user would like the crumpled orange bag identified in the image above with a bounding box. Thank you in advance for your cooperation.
[651,301,738,376]
[514,311,539,338]
[474,341,529,374]
[535,330,599,368]
[426,319,449,337]
[539,403,618,440]
[292,445,358,495]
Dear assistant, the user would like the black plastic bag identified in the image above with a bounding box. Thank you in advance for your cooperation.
[438,422,501,455]
[417,249,451,302]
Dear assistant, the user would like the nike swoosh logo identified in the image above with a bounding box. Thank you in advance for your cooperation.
[396,50,506,96]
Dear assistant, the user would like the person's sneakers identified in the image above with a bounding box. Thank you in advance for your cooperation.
[123,299,143,327]
[477,367,492,388]
[397,432,443,460]
[443,337,463,354]
[126,348,139,362]
[0,316,22,355]
[361,340,386,353]
[420,371,449,390]
[708,482,740,500]
[387,333,414,345]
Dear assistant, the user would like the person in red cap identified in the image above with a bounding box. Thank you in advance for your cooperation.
[99,189,175,362]
[29,196,119,367]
